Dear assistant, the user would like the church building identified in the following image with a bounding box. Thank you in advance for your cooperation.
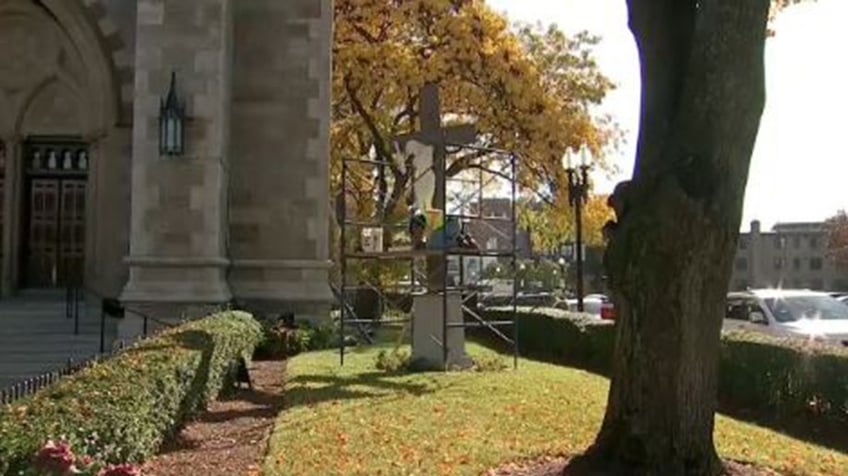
[0,0,333,325]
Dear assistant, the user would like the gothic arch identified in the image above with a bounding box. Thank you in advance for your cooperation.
[0,0,130,136]
[54,0,135,126]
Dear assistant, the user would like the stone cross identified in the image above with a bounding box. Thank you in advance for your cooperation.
[393,83,477,291]
[394,83,477,212]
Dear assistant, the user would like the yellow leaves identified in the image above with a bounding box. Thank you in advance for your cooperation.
[333,0,616,215]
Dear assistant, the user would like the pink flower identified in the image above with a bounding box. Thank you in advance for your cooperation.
[99,463,142,476]
[33,440,76,475]
[78,454,95,468]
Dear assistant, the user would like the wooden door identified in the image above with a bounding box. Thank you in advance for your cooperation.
[25,179,60,287]
[21,141,89,289]
[59,180,86,286]
[23,178,86,288]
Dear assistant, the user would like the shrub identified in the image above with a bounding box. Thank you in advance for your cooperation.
[0,311,263,474]
[478,307,848,423]
[255,320,339,360]
[477,307,615,374]
[375,349,412,373]
[292,320,337,353]
[718,331,848,420]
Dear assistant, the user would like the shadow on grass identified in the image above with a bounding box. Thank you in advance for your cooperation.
[717,398,848,455]
[470,335,848,455]
[282,371,434,410]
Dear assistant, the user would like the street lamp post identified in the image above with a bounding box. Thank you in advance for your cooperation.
[557,257,567,297]
[563,147,592,312]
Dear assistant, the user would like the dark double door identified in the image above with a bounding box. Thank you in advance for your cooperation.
[21,142,89,289]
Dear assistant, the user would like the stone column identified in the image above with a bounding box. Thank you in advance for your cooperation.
[120,0,233,321]
[227,0,333,321]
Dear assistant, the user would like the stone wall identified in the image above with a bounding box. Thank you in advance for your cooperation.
[228,0,333,320]
[121,0,233,305]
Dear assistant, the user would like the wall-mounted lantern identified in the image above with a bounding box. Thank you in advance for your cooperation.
[159,71,185,156]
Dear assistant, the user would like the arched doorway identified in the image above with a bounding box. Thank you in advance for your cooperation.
[0,0,127,295]
[20,140,89,288]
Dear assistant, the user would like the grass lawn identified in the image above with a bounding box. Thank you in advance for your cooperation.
[264,343,848,476]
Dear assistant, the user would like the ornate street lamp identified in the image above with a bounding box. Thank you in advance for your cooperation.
[159,71,185,156]
[562,146,592,312]
[557,256,567,296]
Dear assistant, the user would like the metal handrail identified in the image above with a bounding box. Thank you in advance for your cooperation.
[0,351,119,405]
[2,294,232,406]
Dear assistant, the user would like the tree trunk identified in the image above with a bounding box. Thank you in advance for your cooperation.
[572,1,770,475]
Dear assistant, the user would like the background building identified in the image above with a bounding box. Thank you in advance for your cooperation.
[460,198,532,282]
[730,220,848,291]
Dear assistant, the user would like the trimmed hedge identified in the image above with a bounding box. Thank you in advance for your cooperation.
[719,331,848,420]
[479,307,848,422]
[0,311,263,474]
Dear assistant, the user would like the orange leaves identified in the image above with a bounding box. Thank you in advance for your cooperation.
[333,0,616,216]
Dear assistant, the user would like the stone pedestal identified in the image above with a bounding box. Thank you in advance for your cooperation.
[411,292,471,370]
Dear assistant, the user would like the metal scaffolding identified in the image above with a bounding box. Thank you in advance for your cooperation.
[336,143,520,369]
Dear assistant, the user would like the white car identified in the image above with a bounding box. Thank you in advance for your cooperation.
[725,289,848,346]
[566,294,615,319]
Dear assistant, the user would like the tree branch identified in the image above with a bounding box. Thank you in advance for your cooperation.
[343,76,397,170]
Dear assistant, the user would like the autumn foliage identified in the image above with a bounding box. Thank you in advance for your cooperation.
[332,0,616,229]
[518,195,614,254]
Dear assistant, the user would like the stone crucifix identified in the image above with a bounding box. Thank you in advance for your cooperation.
[393,83,477,291]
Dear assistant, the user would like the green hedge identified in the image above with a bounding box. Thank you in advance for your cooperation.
[0,311,263,474]
[719,332,848,420]
[478,307,615,374]
[479,307,848,422]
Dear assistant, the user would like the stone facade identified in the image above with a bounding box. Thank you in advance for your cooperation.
[0,0,333,326]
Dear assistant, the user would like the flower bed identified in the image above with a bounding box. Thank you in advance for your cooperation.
[0,311,263,474]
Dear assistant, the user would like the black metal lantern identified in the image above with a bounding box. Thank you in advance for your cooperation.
[159,71,185,156]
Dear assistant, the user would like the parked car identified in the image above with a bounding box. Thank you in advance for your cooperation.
[561,294,615,319]
[512,292,557,308]
[837,295,848,306]
[725,289,848,346]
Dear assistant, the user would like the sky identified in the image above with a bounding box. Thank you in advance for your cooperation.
[487,0,848,231]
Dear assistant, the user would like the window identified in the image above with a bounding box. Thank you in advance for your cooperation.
[793,257,801,270]
[793,236,801,249]
[738,236,748,250]
[726,299,764,323]
[774,236,784,249]
[774,257,783,270]
[810,236,819,249]
[764,294,848,322]
[735,258,748,271]
[810,258,823,271]
[726,301,751,320]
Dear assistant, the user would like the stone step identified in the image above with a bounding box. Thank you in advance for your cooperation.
[1,340,104,355]
[0,324,105,335]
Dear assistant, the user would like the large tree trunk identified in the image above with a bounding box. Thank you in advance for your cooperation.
[571,0,770,475]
